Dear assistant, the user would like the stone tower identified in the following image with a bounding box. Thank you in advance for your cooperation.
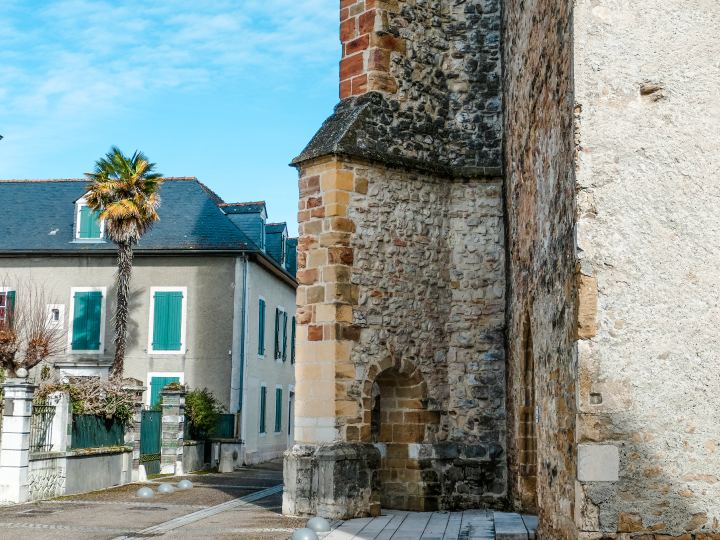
[283,0,507,518]
[284,0,720,537]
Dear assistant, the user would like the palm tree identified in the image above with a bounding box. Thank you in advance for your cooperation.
[85,147,163,379]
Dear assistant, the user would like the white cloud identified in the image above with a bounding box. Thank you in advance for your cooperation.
[0,0,338,157]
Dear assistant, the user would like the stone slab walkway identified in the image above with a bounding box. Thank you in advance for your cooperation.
[318,510,538,540]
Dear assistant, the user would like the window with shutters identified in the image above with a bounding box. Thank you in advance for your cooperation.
[0,289,16,331]
[68,288,106,353]
[148,287,187,354]
[259,384,267,434]
[274,387,282,433]
[74,200,104,240]
[290,316,296,364]
[258,297,266,357]
[274,306,286,361]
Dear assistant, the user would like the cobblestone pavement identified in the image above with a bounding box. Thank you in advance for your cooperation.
[0,459,309,540]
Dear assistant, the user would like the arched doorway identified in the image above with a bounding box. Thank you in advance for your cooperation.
[371,363,439,511]
[518,315,538,509]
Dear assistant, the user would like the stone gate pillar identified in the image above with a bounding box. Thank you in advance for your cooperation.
[0,379,38,503]
[122,381,146,481]
[159,384,186,476]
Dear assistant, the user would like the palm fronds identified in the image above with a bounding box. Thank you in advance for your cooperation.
[84,147,164,380]
[84,146,164,245]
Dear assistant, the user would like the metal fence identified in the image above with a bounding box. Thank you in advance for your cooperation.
[71,415,125,449]
[185,414,235,440]
[30,403,56,452]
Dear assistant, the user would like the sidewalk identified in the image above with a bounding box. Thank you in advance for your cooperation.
[318,509,539,540]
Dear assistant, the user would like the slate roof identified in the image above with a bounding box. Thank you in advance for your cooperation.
[219,201,266,215]
[266,223,287,234]
[0,178,256,253]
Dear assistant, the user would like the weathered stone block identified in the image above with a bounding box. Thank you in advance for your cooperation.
[577,445,619,482]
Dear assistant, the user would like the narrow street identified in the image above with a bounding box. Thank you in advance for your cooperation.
[0,460,305,540]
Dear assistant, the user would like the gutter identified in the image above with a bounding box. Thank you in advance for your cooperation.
[0,249,257,257]
[239,255,251,463]
[0,248,297,287]
[238,254,249,411]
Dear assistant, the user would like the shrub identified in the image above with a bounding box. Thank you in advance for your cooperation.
[185,388,227,436]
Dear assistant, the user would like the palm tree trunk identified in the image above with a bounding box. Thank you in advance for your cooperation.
[110,241,133,380]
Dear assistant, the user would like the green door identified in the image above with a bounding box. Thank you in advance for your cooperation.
[139,409,162,476]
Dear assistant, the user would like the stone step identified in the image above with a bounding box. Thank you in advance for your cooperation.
[521,515,539,540]
[493,511,531,540]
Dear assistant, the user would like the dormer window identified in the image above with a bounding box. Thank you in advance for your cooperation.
[75,198,104,240]
[281,233,287,266]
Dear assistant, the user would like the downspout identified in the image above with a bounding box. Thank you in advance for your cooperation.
[239,255,250,461]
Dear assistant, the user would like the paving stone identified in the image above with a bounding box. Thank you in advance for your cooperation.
[520,516,538,540]
[493,512,527,540]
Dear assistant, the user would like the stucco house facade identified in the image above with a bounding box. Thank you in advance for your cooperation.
[0,177,297,465]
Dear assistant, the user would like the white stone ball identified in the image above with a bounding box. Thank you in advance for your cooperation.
[135,487,155,498]
[291,528,319,540]
[16,368,28,379]
[306,517,331,532]
[177,480,193,490]
[157,483,174,493]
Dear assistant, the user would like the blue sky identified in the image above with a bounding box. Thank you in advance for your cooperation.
[0,0,340,236]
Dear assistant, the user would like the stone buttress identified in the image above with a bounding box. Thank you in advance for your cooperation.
[283,0,506,519]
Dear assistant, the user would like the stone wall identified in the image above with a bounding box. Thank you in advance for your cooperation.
[328,0,502,173]
[572,0,720,537]
[287,154,505,514]
[502,2,576,540]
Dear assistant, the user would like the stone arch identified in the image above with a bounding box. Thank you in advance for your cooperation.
[518,311,538,510]
[369,358,441,511]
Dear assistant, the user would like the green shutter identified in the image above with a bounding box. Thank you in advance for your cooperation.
[88,208,102,238]
[86,292,102,349]
[260,386,266,433]
[291,316,296,364]
[153,291,183,351]
[258,299,265,356]
[282,311,288,362]
[79,206,102,239]
[79,206,90,238]
[7,290,15,329]
[71,291,102,350]
[275,388,282,432]
[274,308,280,359]
[150,376,180,407]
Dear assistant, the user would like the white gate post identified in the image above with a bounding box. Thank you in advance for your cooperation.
[0,379,38,503]
[48,391,71,453]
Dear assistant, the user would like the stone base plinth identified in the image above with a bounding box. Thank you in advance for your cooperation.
[283,443,381,520]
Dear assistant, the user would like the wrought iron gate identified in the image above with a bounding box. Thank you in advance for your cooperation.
[139,409,162,476]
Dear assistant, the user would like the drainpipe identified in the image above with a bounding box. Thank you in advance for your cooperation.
[239,255,250,460]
